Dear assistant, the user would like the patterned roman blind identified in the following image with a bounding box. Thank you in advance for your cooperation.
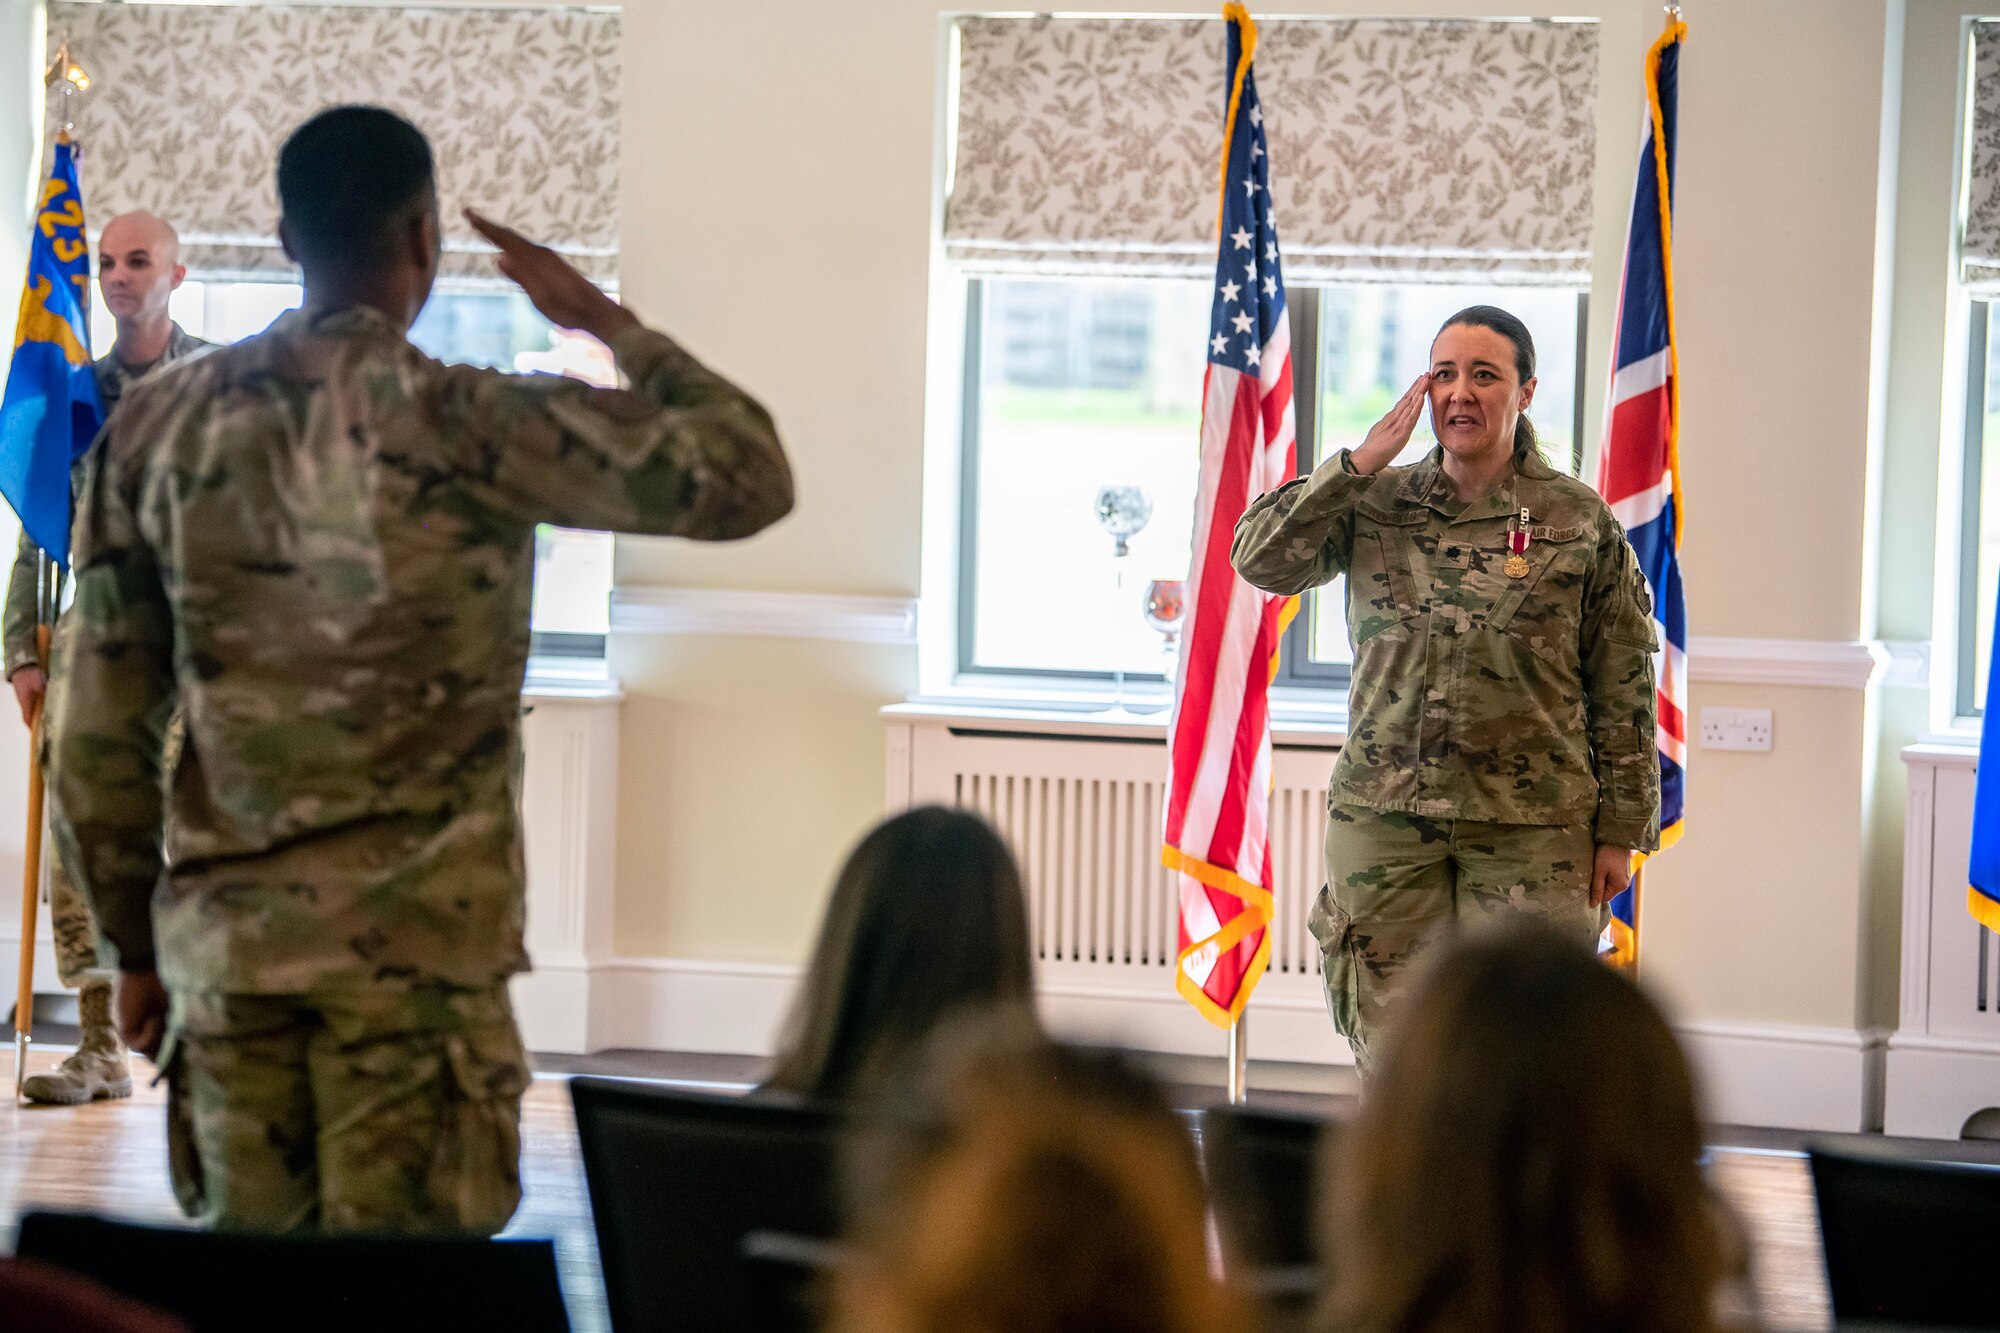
[1965,22,2000,295]
[46,1,621,285]
[946,16,1599,285]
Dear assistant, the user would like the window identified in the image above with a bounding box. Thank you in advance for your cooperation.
[957,276,1586,688]
[92,279,616,660]
[959,277,1210,680]
[943,16,1599,694]
[1950,23,2000,722]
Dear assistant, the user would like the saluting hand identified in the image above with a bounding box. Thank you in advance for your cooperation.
[464,209,638,347]
[1351,373,1430,476]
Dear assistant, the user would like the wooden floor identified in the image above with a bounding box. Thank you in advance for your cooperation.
[1,1043,1837,1333]
[2,1042,615,1332]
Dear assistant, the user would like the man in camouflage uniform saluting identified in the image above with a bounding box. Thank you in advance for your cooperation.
[48,107,793,1232]
[7,211,209,1106]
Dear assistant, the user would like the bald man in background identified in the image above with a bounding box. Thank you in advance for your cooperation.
[6,212,209,1105]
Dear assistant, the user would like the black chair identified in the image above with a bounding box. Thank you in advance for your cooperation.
[13,1210,570,1333]
[739,1230,848,1333]
[1197,1103,1338,1272]
[569,1076,843,1333]
[1809,1144,2000,1329]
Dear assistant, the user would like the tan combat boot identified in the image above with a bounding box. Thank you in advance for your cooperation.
[22,979,133,1105]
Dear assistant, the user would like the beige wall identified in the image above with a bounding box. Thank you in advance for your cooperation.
[605,0,1911,1045]
[1635,0,1900,1032]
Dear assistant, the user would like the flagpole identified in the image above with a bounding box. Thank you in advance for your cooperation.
[13,560,51,1098]
[12,51,94,1097]
[1633,0,1676,974]
[1226,1013,1248,1104]
[1629,865,1645,974]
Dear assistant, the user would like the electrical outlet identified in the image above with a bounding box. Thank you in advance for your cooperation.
[1698,706,1773,752]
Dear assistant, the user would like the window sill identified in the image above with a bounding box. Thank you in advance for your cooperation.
[888,680,1346,747]
[525,654,622,703]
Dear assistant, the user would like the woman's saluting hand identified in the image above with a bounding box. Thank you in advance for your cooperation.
[1351,374,1430,476]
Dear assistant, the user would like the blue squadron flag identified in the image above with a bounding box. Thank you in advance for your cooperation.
[0,138,102,567]
[1969,598,2000,933]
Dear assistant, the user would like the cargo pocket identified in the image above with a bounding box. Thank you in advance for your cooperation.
[1602,725,1655,814]
[435,1018,531,1235]
[1306,885,1360,1039]
[158,1027,206,1220]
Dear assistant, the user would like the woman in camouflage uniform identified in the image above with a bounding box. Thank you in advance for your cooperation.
[1231,306,1661,1077]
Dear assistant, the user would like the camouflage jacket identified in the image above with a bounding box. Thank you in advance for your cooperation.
[1232,446,1660,851]
[48,307,793,990]
[3,324,211,677]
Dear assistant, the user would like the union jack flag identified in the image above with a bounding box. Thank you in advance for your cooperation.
[1163,4,1295,1027]
[1597,18,1688,967]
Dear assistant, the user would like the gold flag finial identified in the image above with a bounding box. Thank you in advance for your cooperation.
[43,37,92,143]
[43,40,90,95]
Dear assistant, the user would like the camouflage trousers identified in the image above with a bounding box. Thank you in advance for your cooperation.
[1309,805,1606,1079]
[43,713,183,987]
[160,984,531,1235]
[47,851,106,988]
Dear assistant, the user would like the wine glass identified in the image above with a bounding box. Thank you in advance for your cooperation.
[1094,485,1154,556]
[1093,485,1153,714]
[1144,578,1186,683]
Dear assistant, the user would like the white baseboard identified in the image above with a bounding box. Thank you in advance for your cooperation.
[1033,968,1353,1066]
[592,957,801,1055]
[1677,1021,1889,1133]
[509,956,1907,1133]
[509,958,598,1055]
[511,955,797,1056]
[1883,1033,2000,1139]
[10,935,1910,1134]
[0,932,63,1017]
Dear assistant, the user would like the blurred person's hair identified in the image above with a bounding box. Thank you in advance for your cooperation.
[277,106,437,276]
[1319,919,1748,1333]
[834,1022,1251,1333]
[763,806,1038,1103]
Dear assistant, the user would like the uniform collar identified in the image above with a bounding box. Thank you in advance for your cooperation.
[1394,448,1445,508]
[163,321,207,359]
[1396,445,1563,526]
[98,320,205,375]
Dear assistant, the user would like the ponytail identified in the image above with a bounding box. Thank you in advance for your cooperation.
[1512,416,1540,468]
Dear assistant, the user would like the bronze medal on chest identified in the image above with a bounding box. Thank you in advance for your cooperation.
[1506,508,1531,578]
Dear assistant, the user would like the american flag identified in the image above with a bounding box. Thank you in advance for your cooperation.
[1597,17,1688,967]
[1162,5,1295,1029]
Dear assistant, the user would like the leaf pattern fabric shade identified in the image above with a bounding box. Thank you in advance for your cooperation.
[46,1,621,285]
[946,16,1599,285]
[1965,23,2000,296]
